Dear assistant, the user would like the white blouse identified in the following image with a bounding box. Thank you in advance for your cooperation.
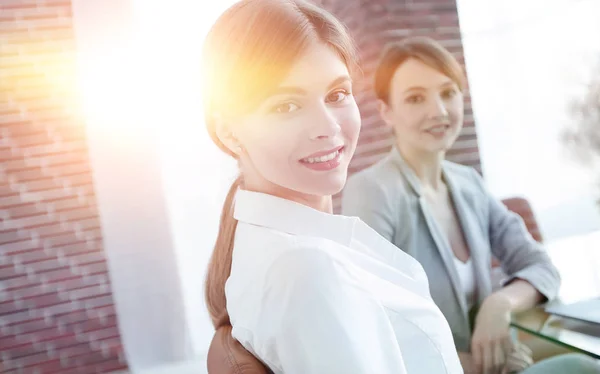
[225,190,463,374]
[453,257,477,310]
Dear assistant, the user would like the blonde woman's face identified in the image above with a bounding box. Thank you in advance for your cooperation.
[380,58,464,155]
[233,42,361,201]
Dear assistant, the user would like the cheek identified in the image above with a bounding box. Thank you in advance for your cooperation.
[338,104,361,142]
[396,106,427,132]
[448,103,464,125]
[239,118,303,166]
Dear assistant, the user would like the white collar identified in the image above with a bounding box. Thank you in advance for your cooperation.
[233,189,357,248]
[234,189,429,295]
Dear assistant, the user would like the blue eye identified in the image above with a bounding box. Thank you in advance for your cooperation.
[271,102,300,114]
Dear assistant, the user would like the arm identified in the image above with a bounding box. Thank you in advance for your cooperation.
[469,170,560,373]
[341,173,397,242]
[457,352,477,374]
[263,249,407,374]
[470,170,561,305]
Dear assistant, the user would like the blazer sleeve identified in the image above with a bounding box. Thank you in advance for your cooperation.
[470,170,561,301]
[261,248,408,374]
[341,173,397,242]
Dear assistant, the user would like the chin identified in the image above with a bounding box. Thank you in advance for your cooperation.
[427,139,455,153]
[301,172,347,196]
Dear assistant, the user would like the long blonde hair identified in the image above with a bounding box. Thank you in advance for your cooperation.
[203,0,358,329]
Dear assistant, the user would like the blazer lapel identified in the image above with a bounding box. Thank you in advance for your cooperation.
[418,197,469,318]
[443,168,493,308]
[391,149,468,318]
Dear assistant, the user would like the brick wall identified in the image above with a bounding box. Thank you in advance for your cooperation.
[0,0,478,371]
[312,0,481,211]
[0,1,126,373]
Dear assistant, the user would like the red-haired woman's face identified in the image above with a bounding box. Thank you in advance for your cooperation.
[380,58,464,155]
[231,42,361,203]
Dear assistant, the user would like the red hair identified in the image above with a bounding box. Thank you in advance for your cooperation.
[374,36,466,104]
[202,0,358,329]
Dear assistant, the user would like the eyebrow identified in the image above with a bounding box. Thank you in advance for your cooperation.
[403,80,455,94]
[268,75,352,97]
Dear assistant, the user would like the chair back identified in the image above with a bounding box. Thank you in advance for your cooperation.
[207,325,270,374]
[502,197,544,243]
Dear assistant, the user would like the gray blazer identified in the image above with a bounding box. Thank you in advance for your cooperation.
[341,147,561,352]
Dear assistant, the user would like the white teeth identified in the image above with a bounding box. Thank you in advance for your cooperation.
[303,150,339,164]
[428,125,449,134]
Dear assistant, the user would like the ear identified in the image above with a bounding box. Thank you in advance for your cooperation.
[215,117,242,157]
[377,99,395,128]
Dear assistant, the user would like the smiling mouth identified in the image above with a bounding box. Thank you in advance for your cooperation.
[300,149,341,164]
[299,146,344,164]
[426,124,450,134]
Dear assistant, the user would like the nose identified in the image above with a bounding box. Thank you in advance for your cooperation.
[429,95,449,120]
[309,106,341,140]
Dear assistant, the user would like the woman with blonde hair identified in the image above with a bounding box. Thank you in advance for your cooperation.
[203,1,464,373]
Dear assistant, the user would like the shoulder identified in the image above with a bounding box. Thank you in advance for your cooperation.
[265,244,349,290]
[344,153,408,202]
[443,160,480,181]
[443,161,487,194]
[233,226,349,289]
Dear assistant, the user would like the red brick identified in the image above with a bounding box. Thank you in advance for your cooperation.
[0,183,18,198]
[92,304,116,319]
[82,295,113,309]
[15,248,51,264]
[75,314,117,334]
[6,317,53,335]
[4,342,47,360]
[25,187,72,203]
[11,283,54,300]
[0,193,32,208]
[21,177,63,193]
[18,351,59,369]
[38,267,76,283]
[57,343,95,360]
[29,292,69,309]
[29,359,72,374]
[62,171,93,187]
[54,309,89,326]
[8,203,46,219]
[32,222,73,239]
[12,214,57,230]
[99,337,124,357]
[0,265,26,280]
[25,256,67,272]
[42,232,79,247]
[8,132,52,149]
[57,240,99,256]
[43,333,83,351]
[63,283,108,303]
[91,359,127,374]
[71,351,112,366]
[80,262,108,277]
[3,274,39,293]
[47,196,89,212]
[56,207,97,224]
[0,229,29,245]
[43,162,90,179]
[70,217,100,232]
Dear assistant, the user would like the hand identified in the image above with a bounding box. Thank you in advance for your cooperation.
[458,351,478,374]
[472,294,514,374]
[503,342,533,374]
